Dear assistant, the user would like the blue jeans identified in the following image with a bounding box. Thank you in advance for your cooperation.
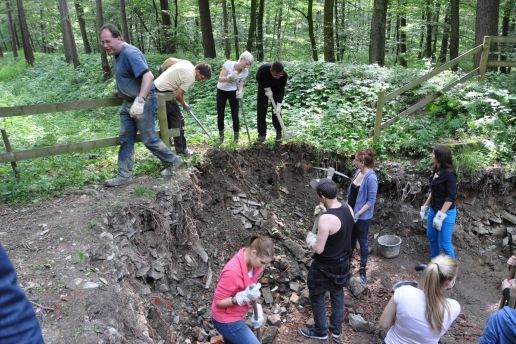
[118,90,180,177]
[310,287,345,335]
[351,219,371,268]
[212,318,260,344]
[427,207,457,259]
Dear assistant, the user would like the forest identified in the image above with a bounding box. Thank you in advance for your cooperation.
[0,0,515,202]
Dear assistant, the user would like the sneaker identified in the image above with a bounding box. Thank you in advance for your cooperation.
[415,263,428,272]
[298,327,328,340]
[329,331,343,344]
[104,176,133,187]
[275,132,282,142]
[161,158,183,177]
[257,136,266,143]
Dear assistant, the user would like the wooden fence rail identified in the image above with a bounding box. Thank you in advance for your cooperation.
[372,35,516,141]
[0,92,176,165]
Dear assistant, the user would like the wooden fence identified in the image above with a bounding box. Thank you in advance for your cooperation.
[372,36,516,141]
[0,93,176,168]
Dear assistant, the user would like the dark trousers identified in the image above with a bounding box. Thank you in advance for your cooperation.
[307,260,349,336]
[351,219,371,268]
[165,100,188,153]
[256,89,281,137]
[216,89,239,132]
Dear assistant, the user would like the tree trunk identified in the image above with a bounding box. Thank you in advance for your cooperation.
[307,0,318,61]
[432,0,441,57]
[474,0,500,67]
[369,0,388,66]
[425,0,432,59]
[335,0,341,61]
[16,0,34,65]
[449,0,459,64]
[256,0,264,61]
[95,0,111,79]
[323,0,335,62]
[198,0,216,58]
[230,0,239,59]
[39,5,48,53]
[500,0,514,73]
[438,4,450,63]
[398,0,407,66]
[339,0,346,59]
[160,0,176,53]
[222,0,231,58]
[5,0,18,58]
[120,0,131,44]
[74,0,91,53]
[58,0,80,67]
[246,0,257,52]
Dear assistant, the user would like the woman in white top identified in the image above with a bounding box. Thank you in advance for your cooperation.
[216,51,254,144]
[378,254,461,344]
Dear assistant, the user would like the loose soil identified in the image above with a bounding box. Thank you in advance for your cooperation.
[1,144,514,344]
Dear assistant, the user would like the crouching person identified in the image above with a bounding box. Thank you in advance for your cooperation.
[299,179,354,342]
[211,236,273,343]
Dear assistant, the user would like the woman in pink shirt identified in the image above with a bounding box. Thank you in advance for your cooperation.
[211,236,274,343]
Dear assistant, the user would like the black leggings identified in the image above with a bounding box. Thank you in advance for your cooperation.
[216,88,239,132]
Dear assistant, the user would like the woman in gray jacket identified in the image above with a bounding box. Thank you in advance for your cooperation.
[347,149,378,283]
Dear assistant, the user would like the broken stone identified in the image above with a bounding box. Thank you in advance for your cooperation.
[244,222,253,229]
[148,269,164,281]
[501,211,516,225]
[238,193,247,198]
[232,196,240,202]
[136,265,150,278]
[283,239,305,261]
[259,209,269,219]
[502,236,510,247]
[290,292,299,304]
[289,281,300,292]
[348,277,368,297]
[262,287,274,304]
[268,314,281,326]
[83,281,99,289]
[177,286,185,297]
[349,314,375,333]
[261,326,279,344]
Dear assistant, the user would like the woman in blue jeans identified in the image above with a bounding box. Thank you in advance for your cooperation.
[347,148,378,283]
[420,145,458,261]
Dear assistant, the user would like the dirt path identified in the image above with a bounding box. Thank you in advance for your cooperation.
[0,145,513,343]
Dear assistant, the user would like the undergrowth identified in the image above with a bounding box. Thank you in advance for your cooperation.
[0,53,514,204]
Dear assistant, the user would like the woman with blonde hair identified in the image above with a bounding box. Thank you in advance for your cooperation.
[378,254,461,344]
[216,51,254,144]
[211,235,273,343]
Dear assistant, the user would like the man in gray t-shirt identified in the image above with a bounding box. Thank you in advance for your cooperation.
[99,23,182,186]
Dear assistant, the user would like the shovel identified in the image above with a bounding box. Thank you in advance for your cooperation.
[239,99,252,143]
[186,109,215,142]
[312,166,350,180]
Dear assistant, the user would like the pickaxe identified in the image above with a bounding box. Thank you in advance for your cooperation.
[312,166,350,180]
[186,109,214,142]
[239,100,251,143]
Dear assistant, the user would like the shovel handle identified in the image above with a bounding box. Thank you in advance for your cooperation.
[498,265,516,309]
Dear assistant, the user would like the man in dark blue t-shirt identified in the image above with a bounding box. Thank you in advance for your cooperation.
[100,23,182,186]
[0,244,45,343]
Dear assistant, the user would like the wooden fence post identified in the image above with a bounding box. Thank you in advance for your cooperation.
[373,90,385,143]
[479,36,492,79]
[156,93,170,147]
[1,128,20,180]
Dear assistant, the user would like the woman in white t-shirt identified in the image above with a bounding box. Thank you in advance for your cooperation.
[378,254,461,344]
[216,51,254,144]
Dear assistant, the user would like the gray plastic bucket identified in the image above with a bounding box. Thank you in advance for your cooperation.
[377,235,402,258]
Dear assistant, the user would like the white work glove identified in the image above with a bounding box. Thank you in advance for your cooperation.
[313,203,326,216]
[432,211,447,231]
[264,87,273,100]
[420,205,428,220]
[251,303,265,329]
[129,96,145,119]
[235,283,262,306]
[182,103,191,112]
[227,73,237,82]
[275,103,282,115]
[236,90,244,99]
[306,232,317,249]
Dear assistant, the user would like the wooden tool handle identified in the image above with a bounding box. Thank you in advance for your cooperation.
[498,265,516,309]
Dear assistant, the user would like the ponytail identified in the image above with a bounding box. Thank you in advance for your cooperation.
[421,254,458,331]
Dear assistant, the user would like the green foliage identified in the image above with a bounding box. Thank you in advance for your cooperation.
[0,53,514,204]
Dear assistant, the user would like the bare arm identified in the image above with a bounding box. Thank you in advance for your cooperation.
[139,71,154,99]
[423,193,432,207]
[313,214,339,254]
[218,64,233,83]
[440,201,453,213]
[175,88,187,108]
[378,296,396,329]
[216,296,236,309]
